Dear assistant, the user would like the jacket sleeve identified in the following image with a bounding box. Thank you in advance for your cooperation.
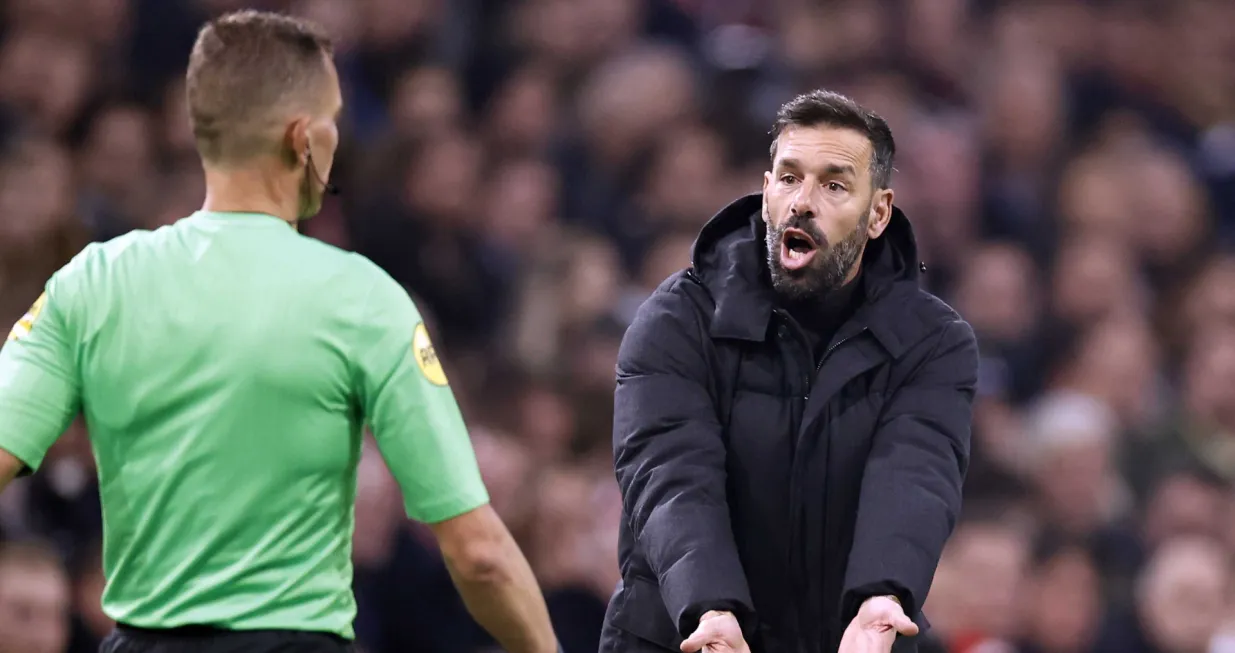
[840,319,979,624]
[613,285,756,638]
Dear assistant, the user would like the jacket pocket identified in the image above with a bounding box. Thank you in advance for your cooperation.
[610,575,684,651]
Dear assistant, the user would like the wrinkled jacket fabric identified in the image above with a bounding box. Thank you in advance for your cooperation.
[601,194,979,653]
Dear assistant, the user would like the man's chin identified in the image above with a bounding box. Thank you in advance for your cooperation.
[770,267,820,300]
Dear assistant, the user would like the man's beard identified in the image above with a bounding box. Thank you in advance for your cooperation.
[765,208,870,302]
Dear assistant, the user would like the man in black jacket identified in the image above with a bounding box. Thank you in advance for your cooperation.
[601,90,979,653]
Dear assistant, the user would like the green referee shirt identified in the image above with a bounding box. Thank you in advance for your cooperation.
[0,211,489,638]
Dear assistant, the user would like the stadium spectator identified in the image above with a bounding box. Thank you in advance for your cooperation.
[0,541,73,653]
[0,0,1233,652]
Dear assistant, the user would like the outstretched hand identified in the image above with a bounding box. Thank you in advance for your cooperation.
[680,610,751,653]
[837,596,919,653]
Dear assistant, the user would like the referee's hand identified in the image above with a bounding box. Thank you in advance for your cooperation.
[680,610,751,653]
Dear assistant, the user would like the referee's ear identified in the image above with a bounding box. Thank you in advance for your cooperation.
[284,116,313,168]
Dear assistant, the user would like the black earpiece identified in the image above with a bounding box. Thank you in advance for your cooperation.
[305,144,340,196]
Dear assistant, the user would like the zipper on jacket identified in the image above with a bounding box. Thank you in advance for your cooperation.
[817,327,869,372]
[772,309,813,648]
[788,324,869,652]
[775,310,814,399]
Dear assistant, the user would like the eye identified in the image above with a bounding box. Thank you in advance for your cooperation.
[780,175,799,185]
[827,181,846,193]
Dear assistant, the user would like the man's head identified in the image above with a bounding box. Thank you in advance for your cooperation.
[762,90,895,301]
[932,518,1030,639]
[1137,536,1230,653]
[187,10,341,220]
[0,542,71,653]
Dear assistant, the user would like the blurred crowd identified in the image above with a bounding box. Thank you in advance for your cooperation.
[0,0,1234,652]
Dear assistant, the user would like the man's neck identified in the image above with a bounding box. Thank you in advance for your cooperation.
[786,275,860,323]
[201,163,298,224]
[782,273,863,360]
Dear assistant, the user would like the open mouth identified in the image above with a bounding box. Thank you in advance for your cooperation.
[780,228,818,271]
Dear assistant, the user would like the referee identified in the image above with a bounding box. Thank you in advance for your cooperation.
[0,11,558,653]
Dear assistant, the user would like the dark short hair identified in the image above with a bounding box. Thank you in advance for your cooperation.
[186,10,334,163]
[769,89,896,189]
[0,539,67,579]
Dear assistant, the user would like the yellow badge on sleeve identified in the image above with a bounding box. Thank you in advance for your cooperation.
[7,292,47,342]
[412,322,448,386]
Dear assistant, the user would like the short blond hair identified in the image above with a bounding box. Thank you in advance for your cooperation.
[186,10,333,163]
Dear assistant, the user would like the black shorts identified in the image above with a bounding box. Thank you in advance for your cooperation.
[99,623,356,653]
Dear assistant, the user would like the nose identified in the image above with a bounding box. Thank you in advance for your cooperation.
[789,187,815,220]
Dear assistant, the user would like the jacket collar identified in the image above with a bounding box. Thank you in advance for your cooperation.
[688,193,928,358]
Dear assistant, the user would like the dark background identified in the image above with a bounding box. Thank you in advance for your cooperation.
[1,0,1234,652]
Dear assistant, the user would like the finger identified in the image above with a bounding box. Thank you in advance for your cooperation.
[893,614,920,637]
[680,628,709,652]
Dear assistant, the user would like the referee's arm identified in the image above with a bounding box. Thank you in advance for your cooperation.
[0,282,81,493]
[353,270,559,653]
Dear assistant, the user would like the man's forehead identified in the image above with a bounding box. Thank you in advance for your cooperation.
[322,57,344,111]
[328,70,343,105]
[775,125,872,169]
[0,567,68,599]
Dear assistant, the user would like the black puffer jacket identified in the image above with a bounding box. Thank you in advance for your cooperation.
[601,194,979,653]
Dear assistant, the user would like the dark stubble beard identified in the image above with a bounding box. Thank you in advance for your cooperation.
[766,204,870,303]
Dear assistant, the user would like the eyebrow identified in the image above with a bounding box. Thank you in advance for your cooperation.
[777,158,857,177]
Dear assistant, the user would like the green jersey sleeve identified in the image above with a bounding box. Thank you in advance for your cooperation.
[353,267,489,523]
[0,275,81,472]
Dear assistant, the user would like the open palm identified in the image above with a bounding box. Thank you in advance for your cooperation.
[837,596,919,653]
[680,611,751,653]
[838,619,897,653]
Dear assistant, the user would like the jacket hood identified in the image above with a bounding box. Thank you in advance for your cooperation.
[688,192,924,342]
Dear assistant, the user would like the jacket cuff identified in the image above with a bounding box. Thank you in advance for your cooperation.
[654,546,755,640]
[841,581,914,625]
[680,599,758,642]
